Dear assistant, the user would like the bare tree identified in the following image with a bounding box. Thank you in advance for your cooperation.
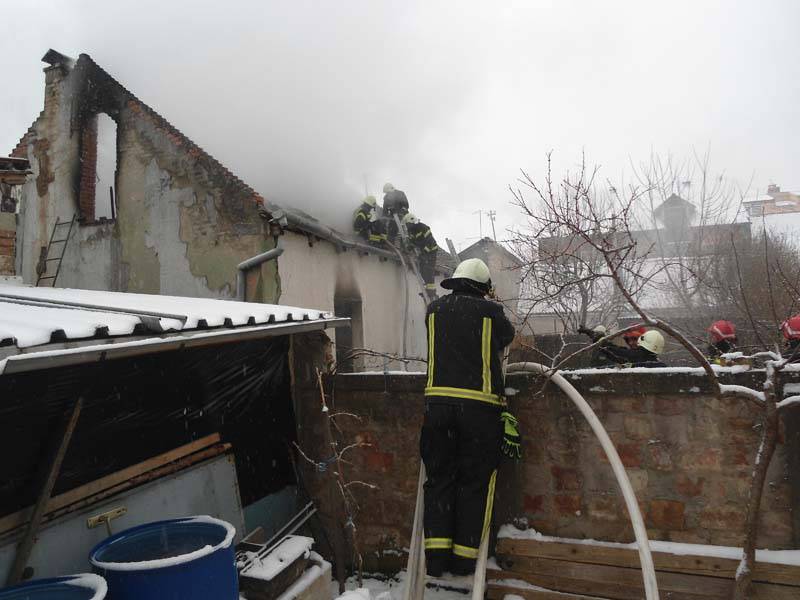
[511,153,795,599]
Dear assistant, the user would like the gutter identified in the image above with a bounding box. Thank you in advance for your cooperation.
[0,318,350,376]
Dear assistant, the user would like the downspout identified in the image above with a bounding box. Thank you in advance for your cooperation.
[237,238,284,302]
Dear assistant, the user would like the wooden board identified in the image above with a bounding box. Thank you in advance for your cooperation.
[488,582,608,600]
[497,537,800,587]
[489,563,798,600]
[0,433,222,535]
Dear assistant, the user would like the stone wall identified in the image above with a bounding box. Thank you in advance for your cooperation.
[294,368,798,572]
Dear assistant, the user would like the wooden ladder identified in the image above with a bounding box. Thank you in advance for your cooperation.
[36,215,76,287]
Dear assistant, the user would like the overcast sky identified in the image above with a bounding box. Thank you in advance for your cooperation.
[3,0,799,250]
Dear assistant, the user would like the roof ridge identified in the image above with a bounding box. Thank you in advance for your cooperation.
[78,53,264,204]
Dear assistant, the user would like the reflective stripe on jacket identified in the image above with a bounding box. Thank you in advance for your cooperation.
[425,291,515,405]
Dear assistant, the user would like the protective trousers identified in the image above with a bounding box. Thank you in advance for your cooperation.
[419,252,437,299]
[420,399,502,575]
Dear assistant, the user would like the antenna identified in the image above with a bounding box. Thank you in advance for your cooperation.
[487,210,497,241]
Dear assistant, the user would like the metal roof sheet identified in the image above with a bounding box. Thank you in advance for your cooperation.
[0,285,334,350]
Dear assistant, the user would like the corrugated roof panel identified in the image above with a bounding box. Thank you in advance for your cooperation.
[0,286,333,351]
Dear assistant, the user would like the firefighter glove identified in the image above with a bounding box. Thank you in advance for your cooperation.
[500,411,522,459]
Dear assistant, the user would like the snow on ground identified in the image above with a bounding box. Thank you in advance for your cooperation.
[497,524,800,566]
[332,571,474,600]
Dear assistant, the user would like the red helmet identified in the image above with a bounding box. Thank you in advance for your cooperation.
[623,325,647,340]
[781,315,800,340]
[707,320,737,343]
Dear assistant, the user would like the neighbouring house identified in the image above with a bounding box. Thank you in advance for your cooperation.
[8,50,430,371]
[457,237,523,326]
[743,183,800,241]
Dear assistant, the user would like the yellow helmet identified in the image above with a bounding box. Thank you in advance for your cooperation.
[639,330,664,355]
[441,258,492,291]
[363,195,377,207]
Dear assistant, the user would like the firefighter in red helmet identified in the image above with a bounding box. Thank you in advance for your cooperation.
[622,325,647,349]
[781,315,800,362]
[707,320,737,362]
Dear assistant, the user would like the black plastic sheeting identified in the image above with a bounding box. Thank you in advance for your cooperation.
[0,337,296,517]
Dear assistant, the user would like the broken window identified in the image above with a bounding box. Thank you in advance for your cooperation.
[79,113,117,223]
[94,113,117,220]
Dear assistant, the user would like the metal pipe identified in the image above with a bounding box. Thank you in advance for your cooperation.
[237,239,284,302]
[506,363,660,600]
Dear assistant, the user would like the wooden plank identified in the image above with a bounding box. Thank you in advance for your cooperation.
[488,582,608,600]
[6,398,82,585]
[0,433,222,535]
[489,564,725,600]
[497,537,800,587]
[489,563,798,600]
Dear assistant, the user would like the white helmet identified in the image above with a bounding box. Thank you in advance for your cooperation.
[592,325,607,336]
[383,182,395,194]
[441,258,492,291]
[639,330,664,355]
[403,212,419,225]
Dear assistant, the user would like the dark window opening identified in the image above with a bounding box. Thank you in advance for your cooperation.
[334,296,363,372]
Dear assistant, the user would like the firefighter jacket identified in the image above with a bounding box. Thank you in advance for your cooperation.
[425,290,515,406]
[353,202,385,243]
[383,189,409,216]
[407,221,438,254]
[599,344,666,368]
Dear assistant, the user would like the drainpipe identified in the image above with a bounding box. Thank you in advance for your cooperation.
[237,238,284,302]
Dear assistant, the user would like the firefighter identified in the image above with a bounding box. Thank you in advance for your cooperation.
[382,182,410,218]
[352,195,387,246]
[707,320,737,361]
[599,329,666,367]
[421,258,516,577]
[781,315,800,362]
[622,325,647,349]
[403,213,439,300]
[383,183,410,242]
[578,324,619,367]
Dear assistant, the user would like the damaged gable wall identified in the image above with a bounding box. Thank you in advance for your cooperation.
[11,51,430,367]
[12,53,278,301]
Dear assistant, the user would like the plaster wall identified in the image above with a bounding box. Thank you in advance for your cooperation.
[278,233,428,369]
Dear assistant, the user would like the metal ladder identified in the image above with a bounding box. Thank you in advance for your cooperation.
[36,215,76,287]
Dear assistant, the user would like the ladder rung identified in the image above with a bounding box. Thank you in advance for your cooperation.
[50,239,69,243]
[38,276,56,281]
[45,258,62,262]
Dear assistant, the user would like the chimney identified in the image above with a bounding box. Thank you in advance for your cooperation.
[767,183,781,195]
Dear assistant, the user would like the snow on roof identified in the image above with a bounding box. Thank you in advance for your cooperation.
[0,285,333,350]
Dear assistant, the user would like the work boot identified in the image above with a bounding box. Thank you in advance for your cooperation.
[449,555,475,576]
[426,552,448,578]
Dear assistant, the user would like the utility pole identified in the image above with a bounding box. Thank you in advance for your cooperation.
[486,210,497,241]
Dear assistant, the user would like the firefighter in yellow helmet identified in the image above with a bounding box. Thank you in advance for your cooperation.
[421,258,517,576]
[402,212,439,300]
[352,195,387,246]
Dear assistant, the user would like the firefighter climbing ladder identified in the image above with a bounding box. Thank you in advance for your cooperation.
[36,215,76,287]
[399,216,493,600]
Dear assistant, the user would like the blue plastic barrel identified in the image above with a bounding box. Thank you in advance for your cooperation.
[0,574,107,599]
[89,516,237,600]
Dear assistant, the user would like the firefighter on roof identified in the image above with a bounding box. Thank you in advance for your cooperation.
[421,258,516,577]
[403,212,439,300]
[352,195,387,246]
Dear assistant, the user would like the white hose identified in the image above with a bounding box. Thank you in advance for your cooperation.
[506,362,660,600]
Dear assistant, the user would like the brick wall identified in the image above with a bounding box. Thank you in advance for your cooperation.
[78,115,98,222]
[295,369,797,572]
[0,228,15,275]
